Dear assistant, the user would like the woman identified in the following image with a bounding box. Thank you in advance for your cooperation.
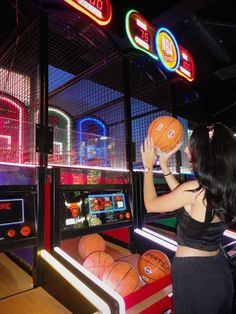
[141,123,236,314]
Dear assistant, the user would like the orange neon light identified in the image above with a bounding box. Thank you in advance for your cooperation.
[64,0,112,26]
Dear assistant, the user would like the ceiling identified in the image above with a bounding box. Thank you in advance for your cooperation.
[1,0,236,130]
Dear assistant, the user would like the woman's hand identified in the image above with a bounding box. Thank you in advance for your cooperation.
[140,137,157,169]
[157,141,183,167]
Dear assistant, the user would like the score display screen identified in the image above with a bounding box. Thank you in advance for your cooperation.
[88,193,126,214]
[64,0,112,26]
[0,198,24,226]
[126,10,157,60]
[61,190,132,230]
[176,46,195,81]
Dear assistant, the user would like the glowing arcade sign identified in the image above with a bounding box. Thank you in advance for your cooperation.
[64,0,112,26]
[125,10,158,60]
[77,116,108,166]
[48,107,72,165]
[0,94,26,164]
[88,193,126,214]
[176,46,195,82]
[155,27,180,72]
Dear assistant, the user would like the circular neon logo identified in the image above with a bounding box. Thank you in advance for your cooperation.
[155,27,180,72]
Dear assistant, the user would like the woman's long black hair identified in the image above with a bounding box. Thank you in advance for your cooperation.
[188,123,236,224]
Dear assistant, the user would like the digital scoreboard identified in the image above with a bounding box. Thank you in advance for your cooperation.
[126,10,158,60]
[88,193,126,214]
[64,0,112,26]
[62,191,132,230]
[176,46,195,82]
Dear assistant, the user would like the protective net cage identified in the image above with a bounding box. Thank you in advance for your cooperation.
[47,11,193,173]
[127,53,191,173]
[0,7,198,174]
[0,15,40,167]
[48,13,127,170]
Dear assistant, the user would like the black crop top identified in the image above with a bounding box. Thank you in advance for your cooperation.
[176,208,226,252]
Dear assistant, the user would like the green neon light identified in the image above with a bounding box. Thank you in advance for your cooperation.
[125,9,158,60]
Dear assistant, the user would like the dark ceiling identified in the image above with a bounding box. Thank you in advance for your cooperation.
[1,0,236,130]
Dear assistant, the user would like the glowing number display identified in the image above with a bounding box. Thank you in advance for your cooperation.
[125,10,158,60]
[155,27,180,72]
[88,193,126,214]
[64,0,112,26]
[125,10,195,80]
[176,46,195,81]
[117,201,124,208]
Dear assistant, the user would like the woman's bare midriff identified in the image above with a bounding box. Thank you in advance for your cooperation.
[176,245,219,257]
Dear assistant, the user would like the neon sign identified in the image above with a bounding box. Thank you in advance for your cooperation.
[77,116,108,166]
[125,10,158,60]
[48,107,72,165]
[88,193,126,214]
[0,94,26,164]
[176,46,195,81]
[155,27,180,72]
[64,0,112,26]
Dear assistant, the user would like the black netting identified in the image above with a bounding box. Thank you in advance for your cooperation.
[48,14,126,169]
[127,53,191,172]
[0,5,200,174]
[0,16,40,166]
[48,12,117,91]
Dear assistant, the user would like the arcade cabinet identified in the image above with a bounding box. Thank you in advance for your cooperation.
[42,10,175,310]
[0,11,97,313]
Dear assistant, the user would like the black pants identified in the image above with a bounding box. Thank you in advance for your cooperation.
[171,252,234,314]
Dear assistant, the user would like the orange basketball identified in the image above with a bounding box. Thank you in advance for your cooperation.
[78,233,106,260]
[82,251,114,279]
[138,249,171,284]
[102,261,139,297]
[148,115,184,152]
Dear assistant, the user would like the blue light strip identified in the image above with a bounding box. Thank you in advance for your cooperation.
[77,117,108,165]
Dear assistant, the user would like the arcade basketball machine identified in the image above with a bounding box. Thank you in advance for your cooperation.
[0,9,42,306]
[24,1,177,313]
[0,7,100,312]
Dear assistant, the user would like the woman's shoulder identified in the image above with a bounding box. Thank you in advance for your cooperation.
[179,180,200,191]
[177,180,205,208]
